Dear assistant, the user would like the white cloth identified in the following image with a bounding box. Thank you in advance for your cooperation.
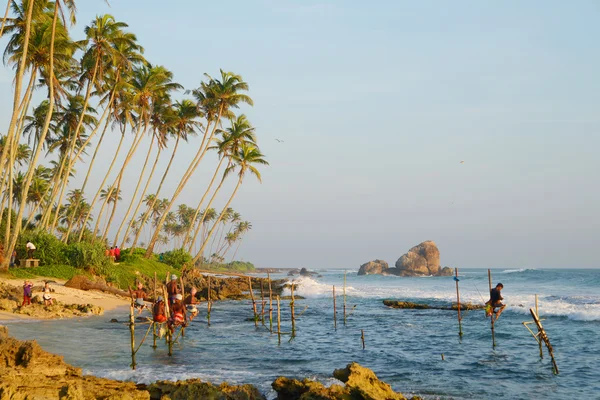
[26,242,36,250]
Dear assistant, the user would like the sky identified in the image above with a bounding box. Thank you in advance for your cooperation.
[1,1,599,269]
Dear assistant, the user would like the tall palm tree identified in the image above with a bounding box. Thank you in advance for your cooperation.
[145,70,253,257]
[230,221,252,262]
[99,184,122,242]
[192,144,268,264]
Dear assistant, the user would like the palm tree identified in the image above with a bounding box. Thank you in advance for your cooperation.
[192,144,268,264]
[129,99,198,251]
[145,70,253,257]
[230,221,252,262]
[99,184,122,242]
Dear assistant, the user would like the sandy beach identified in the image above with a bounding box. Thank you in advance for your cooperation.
[0,276,130,321]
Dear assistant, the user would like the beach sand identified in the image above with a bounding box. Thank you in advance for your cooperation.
[0,276,129,321]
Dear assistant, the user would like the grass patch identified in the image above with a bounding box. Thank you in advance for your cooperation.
[7,264,86,281]
[97,257,180,290]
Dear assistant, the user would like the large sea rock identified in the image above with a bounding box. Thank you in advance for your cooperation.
[358,259,389,275]
[392,241,452,277]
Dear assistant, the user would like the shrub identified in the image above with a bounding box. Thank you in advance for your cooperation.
[65,241,111,271]
[17,230,69,266]
[118,247,147,263]
[161,248,192,269]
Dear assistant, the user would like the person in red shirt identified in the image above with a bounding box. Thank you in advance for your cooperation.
[168,294,187,334]
[114,246,121,262]
[22,280,33,306]
[108,247,116,262]
[153,296,167,323]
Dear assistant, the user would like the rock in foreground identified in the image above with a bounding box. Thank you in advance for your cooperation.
[383,300,484,311]
[357,259,389,275]
[273,362,422,400]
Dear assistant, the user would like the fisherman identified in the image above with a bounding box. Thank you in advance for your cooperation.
[42,281,53,306]
[166,274,180,306]
[26,241,36,259]
[486,283,506,320]
[153,296,167,323]
[132,283,148,315]
[183,287,199,321]
[168,294,187,334]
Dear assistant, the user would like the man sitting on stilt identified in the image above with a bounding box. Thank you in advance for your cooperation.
[486,283,506,320]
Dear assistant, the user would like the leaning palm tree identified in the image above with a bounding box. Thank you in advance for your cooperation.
[145,70,253,257]
[192,144,268,264]
[230,221,252,262]
[99,184,122,242]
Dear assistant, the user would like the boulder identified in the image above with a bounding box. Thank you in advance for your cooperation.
[394,241,440,276]
[358,260,388,276]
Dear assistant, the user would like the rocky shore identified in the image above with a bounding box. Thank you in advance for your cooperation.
[0,325,422,400]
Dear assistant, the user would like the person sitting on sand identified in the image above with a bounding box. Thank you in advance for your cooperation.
[22,280,33,306]
[132,283,148,315]
[42,282,53,306]
[183,287,199,321]
[168,294,187,334]
[166,275,180,306]
[153,296,167,323]
[486,283,506,320]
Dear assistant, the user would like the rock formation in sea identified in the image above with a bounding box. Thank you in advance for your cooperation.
[357,259,389,275]
[391,241,452,276]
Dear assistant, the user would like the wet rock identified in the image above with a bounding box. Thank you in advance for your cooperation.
[273,362,419,400]
[109,319,119,323]
[148,379,265,400]
[358,260,389,276]
[383,300,484,311]
[394,241,443,276]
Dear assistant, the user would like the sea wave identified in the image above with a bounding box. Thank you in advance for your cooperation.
[501,268,536,274]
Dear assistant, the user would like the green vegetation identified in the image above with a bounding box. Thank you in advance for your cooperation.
[7,264,85,281]
[201,261,256,273]
[0,1,267,272]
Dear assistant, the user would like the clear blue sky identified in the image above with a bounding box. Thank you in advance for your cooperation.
[1,1,599,268]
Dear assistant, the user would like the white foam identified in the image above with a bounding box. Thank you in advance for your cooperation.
[501,268,535,274]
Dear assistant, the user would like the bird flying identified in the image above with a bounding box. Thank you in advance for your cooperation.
[275,139,284,143]
[460,161,464,164]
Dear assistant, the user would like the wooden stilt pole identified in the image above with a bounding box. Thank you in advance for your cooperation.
[455,267,463,337]
[260,280,266,326]
[536,294,543,359]
[180,277,185,337]
[207,276,212,327]
[488,269,496,348]
[276,295,281,345]
[361,329,365,349]
[268,273,273,333]
[530,308,559,374]
[248,276,258,327]
[333,285,337,330]
[343,271,347,325]
[153,272,157,348]
[290,283,296,338]
[129,304,136,369]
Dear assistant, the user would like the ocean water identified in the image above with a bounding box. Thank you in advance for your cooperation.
[3,268,600,399]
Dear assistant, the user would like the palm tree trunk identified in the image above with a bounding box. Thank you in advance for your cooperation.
[182,156,225,250]
[102,177,121,242]
[77,126,129,242]
[62,108,113,242]
[114,135,161,248]
[192,176,243,265]
[230,237,244,262]
[129,134,181,251]
[4,0,56,268]
[23,201,42,228]
[145,109,224,257]
[49,58,101,231]
[0,0,13,38]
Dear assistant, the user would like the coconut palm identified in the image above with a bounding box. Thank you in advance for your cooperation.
[99,184,122,242]
[230,221,252,262]
[145,70,253,257]
[192,144,268,264]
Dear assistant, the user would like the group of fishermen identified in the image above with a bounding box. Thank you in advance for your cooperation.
[131,274,199,334]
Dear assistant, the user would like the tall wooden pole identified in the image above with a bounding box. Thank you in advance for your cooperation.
[260,280,266,326]
[276,295,281,345]
[455,268,463,337]
[180,276,185,337]
[268,273,273,333]
[129,305,136,369]
[536,294,543,359]
[290,283,296,338]
[343,271,347,325]
[488,269,496,348]
[361,329,365,349]
[152,272,157,348]
[248,276,258,327]
[333,285,337,330]
[207,276,212,327]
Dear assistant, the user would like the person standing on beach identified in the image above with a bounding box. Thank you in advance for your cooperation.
[26,241,36,259]
[114,246,121,262]
[166,275,180,306]
[486,283,506,320]
[108,247,115,262]
[10,250,17,267]
[22,280,33,306]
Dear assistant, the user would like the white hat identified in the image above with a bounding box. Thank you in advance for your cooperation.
[175,294,183,301]
[171,274,177,281]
